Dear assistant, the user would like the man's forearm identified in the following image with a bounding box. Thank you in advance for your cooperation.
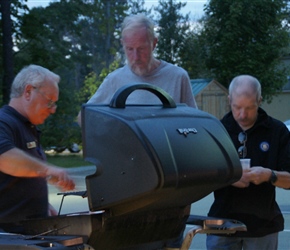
[0,148,49,177]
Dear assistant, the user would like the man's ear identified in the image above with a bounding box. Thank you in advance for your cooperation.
[152,37,158,50]
[258,96,263,106]
[24,84,33,99]
[228,95,231,105]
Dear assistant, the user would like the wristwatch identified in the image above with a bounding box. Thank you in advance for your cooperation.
[269,170,278,184]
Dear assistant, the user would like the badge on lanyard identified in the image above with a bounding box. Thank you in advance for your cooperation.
[27,141,37,149]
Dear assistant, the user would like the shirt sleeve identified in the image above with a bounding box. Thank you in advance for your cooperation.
[279,125,290,172]
[180,73,198,108]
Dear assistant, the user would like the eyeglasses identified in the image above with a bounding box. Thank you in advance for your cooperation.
[238,131,247,158]
[32,87,57,109]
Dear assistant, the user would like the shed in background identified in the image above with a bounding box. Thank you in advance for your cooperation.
[191,79,230,119]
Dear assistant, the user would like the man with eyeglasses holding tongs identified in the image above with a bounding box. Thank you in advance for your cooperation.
[0,65,75,233]
[206,75,290,250]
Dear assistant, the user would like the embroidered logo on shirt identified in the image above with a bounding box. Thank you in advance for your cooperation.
[27,141,37,149]
[260,142,270,152]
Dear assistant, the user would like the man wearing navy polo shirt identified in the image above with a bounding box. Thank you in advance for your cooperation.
[0,65,75,231]
[207,75,290,250]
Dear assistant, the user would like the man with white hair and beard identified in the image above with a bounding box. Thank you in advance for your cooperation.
[78,13,197,249]
[78,13,197,121]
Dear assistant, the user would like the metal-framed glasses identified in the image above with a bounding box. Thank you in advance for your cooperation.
[32,86,57,109]
[238,131,247,158]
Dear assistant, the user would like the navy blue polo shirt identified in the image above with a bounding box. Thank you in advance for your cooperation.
[0,105,48,225]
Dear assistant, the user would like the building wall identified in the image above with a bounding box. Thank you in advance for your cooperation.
[261,92,290,122]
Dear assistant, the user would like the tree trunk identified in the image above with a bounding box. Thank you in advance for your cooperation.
[0,0,14,104]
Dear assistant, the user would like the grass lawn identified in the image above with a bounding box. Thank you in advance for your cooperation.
[46,153,93,168]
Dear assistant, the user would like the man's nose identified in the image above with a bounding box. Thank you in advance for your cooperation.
[132,49,140,60]
[239,109,247,119]
[49,106,57,114]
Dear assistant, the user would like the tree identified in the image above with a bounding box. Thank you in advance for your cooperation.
[201,0,290,101]
[154,0,190,65]
[78,59,121,105]
[15,0,130,148]
[0,0,14,104]
[128,0,152,16]
[179,27,211,79]
[0,0,28,104]
[17,0,129,86]
[16,0,90,148]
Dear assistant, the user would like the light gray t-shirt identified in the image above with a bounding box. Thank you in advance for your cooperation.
[87,60,197,108]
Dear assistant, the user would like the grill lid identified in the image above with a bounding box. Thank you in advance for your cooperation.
[82,83,242,215]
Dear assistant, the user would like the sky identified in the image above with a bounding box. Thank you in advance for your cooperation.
[26,0,207,20]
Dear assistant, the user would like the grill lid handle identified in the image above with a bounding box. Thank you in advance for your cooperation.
[109,83,177,108]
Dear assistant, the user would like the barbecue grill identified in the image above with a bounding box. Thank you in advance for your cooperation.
[1,83,246,249]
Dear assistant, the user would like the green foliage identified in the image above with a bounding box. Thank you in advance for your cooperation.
[1,0,290,148]
[13,0,129,148]
[0,0,29,103]
[39,80,82,148]
[127,0,153,17]
[78,72,100,104]
[154,0,190,65]
[78,59,122,104]
[179,29,212,79]
[201,0,290,101]
[152,0,211,79]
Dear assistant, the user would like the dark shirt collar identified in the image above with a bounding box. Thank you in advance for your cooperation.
[3,105,30,123]
[221,107,270,134]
